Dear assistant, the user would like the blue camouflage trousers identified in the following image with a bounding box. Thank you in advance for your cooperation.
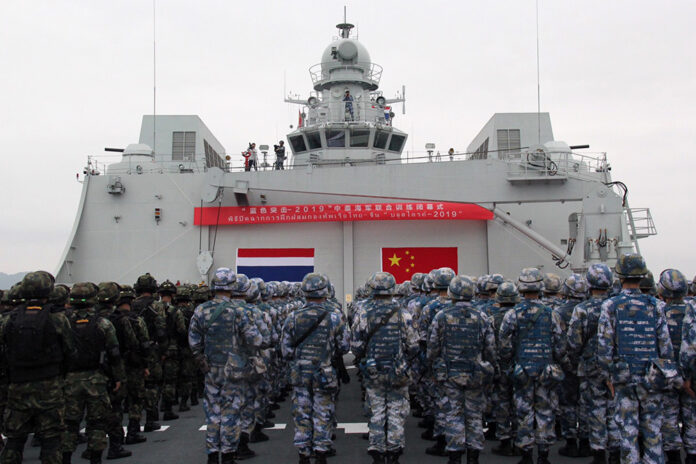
[366,385,410,453]
[491,374,514,440]
[442,383,485,452]
[514,376,558,451]
[681,393,696,455]
[203,366,246,454]
[613,384,664,464]
[580,376,620,451]
[661,389,685,452]
[559,372,580,439]
[291,386,334,456]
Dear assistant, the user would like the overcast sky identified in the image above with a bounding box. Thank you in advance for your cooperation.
[1,1,695,279]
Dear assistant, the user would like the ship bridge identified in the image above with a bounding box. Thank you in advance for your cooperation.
[285,22,407,167]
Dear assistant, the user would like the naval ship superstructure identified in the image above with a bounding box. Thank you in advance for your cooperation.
[55,21,657,301]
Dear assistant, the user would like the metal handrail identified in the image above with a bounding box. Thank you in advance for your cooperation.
[309,62,383,86]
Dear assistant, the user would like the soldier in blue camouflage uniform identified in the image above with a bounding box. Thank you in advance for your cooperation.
[499,267,566,464]
[679,280,696,464]
[658,269,695,464]
[281,273,350,464]
[489,281,521,457]
[597,254,675,464]
[427,275,497,464]
[353,272,418,464]
[188,268,264,464]
[567,264,620,464]
[541,273,564,311]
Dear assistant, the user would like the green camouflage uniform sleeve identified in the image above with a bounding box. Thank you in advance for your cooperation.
[98,317,126,382]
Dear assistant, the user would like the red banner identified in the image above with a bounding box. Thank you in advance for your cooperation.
[382,247,458,283]
[194,202,492,226]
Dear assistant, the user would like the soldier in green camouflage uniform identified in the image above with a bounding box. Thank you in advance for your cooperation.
[61,282,125,464]
[156,280,187,421]
[0,272,76,464]
[132,273,166,432]
[191,285,211,403]
[175,285,197,412]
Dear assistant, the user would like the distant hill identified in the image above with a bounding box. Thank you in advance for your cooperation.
[0,272,28,290]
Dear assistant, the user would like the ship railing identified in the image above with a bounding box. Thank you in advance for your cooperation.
[504,151,608,181]
[309,62,383,87]
[625,208,657,239]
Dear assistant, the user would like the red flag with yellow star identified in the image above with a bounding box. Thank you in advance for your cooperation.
[381,247,458,283]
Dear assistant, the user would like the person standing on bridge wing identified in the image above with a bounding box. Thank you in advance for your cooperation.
[352,272,419,464]
[188,269,264,464]
[280,273,350,464]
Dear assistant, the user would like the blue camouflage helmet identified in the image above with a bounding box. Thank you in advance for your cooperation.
[422,274,434,292]
[639,271,655,292]
[476,275,491,294]
[265,281,277,298]
[368,272,397,296]
[431,267,456,289]
[496,281,520,304]
[251,278,270,300]
[586,263,613,289]
[563,273,589,299]
[691,275,696,295]
[614,253,648,278]
[301,272,331,298]
[230,273,251,296]
[410,273,425,291]
[21,271,55,299]
[245,278,260,301]
[447,275,476,301]
[658,269,687,299]
[542,273,563,294]
[397,282,410,296]
[485,273,505,293]
[211,267,236,291]
[517,267,544,292]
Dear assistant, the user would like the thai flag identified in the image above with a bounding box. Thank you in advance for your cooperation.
[236,248,314,282]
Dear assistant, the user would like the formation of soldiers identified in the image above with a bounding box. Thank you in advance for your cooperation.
[1,252,696,464]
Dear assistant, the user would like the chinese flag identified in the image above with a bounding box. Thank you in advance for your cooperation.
[381,247,458,283]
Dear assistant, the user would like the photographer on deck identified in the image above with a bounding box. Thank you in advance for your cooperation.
[274,141,286,170]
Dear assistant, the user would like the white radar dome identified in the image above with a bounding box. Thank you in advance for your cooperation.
[321,38,372,72]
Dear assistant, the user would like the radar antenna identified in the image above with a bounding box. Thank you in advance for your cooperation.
[337,6,354,38]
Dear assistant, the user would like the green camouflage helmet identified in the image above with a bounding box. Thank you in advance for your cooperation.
[175,284,193,302]
[658,269,687,299]
[231,274,251,296]
[447,275,475,301]
[49,284,71,305]
[586,263,613,290]
[410,273,425,291]
[7,283,26,306]
[97,281,120,304]
[70,282,98,306]
[368,272,397,296]
[485,273,505,293]
[614,253,648,278]
[301,272,331,298]
[134,273,158,293]
[518,267,544,293]
[639,271,655,291]
[543,273,563,294]
[118,284,136,304]
[21,271,55,299]
[193,285,210,302]
[158,279,177,295]
[563,273,589,299]
[431,267,456,290]
[496,281,520,304]
[476,275,491,294]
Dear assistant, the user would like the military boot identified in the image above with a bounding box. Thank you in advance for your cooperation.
[220,452,236,464]
[235,433,255,460]
[425,435,447,456]
[558,438,580,457]
[125,419,147,444]
[537,449,550,464]
[297,454,311,464]
[386,448,403,464]
[467,449,480,464]
[262,419,275,428]
[106,436,132,460]
[62,452,72,464]
[484,422,497,440]
[90,450,103,464]
[607,450,620,464]
[686,455,696,464]
[493,439,516,456]
[518,449,534,464]
[143,410,161,432]
[578,438,592,457]
[420,427,435,441]
[368,450,385,464]
[591,449,606,464]
[81,449,91,460]
[447,451,463,464]
[314,451,328,464]
[179,396,190,412]
[162,402,179,421]
[190,391,199,406]
[207,452,219,464]
[248,424,269,443]
[667,450,683,464]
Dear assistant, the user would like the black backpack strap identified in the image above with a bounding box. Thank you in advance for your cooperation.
[291,310,329,349]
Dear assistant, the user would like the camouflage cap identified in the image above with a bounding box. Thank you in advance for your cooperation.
[410,273,425,291]
[447,275,475,301]
[97,281,120,304]
[174,284,193,302]
[586,263,613,290]
[431,267,456,290]
[517,267,544,293]
[496,281,520,304]
[275,281,288,297]
[639,271,655,291]
[543,273,563,294]
[70,282,98,306]
[21,270,55,299]
[658,269,687,299]
[614,253,648,278]
[691,276,696,295]
[231,274,251,296]
[476,275,491,294]
[134,273,158,293]
[211,267,236,291]
[158,279,177,295]
[281,281,292,297]
[301,272,331,298]
[117,284,137,304]
[49,284,71,305]
[563,273,589,299]
[368,272,396,296]
[485,273,505,293]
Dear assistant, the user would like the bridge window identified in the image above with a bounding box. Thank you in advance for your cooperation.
[306,131,322,150]
[289,135,307,153]
[327,129,346,148]
[388,134,406,152]
[374,130,389,149]
[350,128,370,148]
